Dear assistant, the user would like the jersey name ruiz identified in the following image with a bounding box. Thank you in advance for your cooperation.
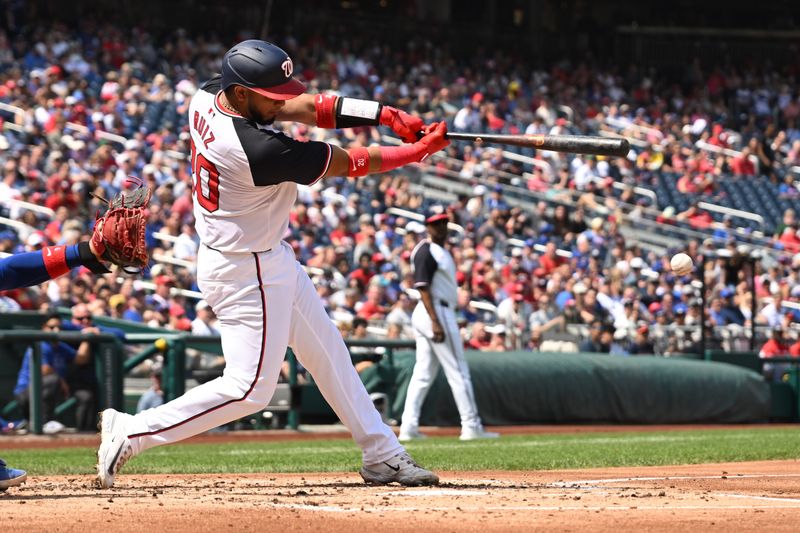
[188,75,332,252]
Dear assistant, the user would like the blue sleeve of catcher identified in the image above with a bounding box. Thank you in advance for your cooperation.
[0,245,82,291]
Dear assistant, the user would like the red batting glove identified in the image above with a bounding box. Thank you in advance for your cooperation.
[376,122,451,173]
[416,121,450,160]
[380,106,425,143]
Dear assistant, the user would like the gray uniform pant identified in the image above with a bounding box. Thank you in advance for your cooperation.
[401,301,481,430]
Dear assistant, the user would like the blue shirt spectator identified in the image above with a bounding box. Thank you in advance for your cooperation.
[14,341,77,396]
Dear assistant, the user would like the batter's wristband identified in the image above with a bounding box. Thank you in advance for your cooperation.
[378,143,425,172]
[347,147,371,177]
[315,93,338,129]
[335,97,382,128]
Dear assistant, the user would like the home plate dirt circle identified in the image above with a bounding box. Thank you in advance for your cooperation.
[6,460,800,532]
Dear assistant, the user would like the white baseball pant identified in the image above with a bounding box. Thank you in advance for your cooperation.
[401,301,481,430]
[126,241,402,464]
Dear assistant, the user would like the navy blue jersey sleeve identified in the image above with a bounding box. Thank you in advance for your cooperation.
[413,242,438,288]
[233,120,332,186]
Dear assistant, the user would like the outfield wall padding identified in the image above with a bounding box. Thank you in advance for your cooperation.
[360,351,770,425]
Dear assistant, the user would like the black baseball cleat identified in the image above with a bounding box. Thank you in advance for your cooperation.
[359,451,439,486]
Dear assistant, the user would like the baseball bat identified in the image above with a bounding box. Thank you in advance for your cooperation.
[445,133,630,157]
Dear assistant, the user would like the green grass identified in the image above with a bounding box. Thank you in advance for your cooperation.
[5,428,800,476]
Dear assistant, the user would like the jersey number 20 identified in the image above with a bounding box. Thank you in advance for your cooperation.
[190,138,220,212]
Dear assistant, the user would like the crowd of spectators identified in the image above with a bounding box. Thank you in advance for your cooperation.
[2,18,800,367]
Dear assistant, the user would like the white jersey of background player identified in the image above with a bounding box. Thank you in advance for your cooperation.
[399,205,499,442]
[97,39,452,488]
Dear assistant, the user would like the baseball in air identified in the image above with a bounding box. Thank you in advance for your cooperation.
[670,253,694,276]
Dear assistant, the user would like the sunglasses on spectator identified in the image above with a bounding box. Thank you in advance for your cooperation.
[74,315,92,322]
[44,322,61,330]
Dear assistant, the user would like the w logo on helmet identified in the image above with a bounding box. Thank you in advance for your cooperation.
[281,58,293,78]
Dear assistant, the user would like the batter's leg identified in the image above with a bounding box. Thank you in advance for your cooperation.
[287,262,402,464]
[126,254,294,453]
[400,330,441,432]
[97,248,300,488]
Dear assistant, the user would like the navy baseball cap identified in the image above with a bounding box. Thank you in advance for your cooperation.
[221,39,306,100]
[424,205,449,225]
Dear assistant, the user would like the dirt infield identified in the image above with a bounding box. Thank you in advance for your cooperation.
[4,426,800,531]
[5,461,800,531]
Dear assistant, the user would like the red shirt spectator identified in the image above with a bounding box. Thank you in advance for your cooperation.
[708,124,728,147]
[349,253,375,290]
[45,189,78,211]
[696,174,716,195]
[687,210,713,229]
[539,243,565,274]
[759,333,790,358]
[779,226,800,254]
[357,300,387,320]
[731,150,756,176]
[349,268,373,289]
[44,220,63,243]
[678,205,714,230]
[466,323,492,350]
[356,285,388,320]
[789,341,800,357]
[171,189,193,220]
[676,173,698,194]
[527,171,549,192]
[329,221,352,246]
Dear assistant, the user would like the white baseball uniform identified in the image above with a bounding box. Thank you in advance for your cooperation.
[123,76,403,464]
[400,239,482,431]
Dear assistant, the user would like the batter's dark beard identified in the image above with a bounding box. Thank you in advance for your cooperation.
[247,101,275,125]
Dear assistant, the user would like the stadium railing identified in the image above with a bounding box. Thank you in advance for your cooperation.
[0,330,123,434]
[0,320,417,433]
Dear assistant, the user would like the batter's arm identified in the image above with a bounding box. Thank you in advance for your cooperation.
[280,94,425,144]
[323,122,449,178]
[276,94,317,125]
[325,145,383,175]
[418,286,446,343]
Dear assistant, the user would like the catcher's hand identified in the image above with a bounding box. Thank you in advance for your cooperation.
[90,178,151,273]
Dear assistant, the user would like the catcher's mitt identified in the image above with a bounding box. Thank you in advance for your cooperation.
[90,178,151,273]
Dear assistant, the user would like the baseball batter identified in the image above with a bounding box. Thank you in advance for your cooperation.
[97,39,450,488]
[399,206,499,441]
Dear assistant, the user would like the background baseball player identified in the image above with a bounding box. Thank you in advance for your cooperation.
[97,39,450,488]
[399,206,499,441]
